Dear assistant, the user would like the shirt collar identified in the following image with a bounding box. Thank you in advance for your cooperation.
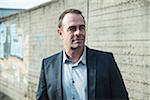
[63,46,86,65]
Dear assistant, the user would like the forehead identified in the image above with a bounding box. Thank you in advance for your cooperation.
[62,13,85,27]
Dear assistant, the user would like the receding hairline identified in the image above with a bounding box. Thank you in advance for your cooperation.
[62,13,85,26]
[58,9,85,28]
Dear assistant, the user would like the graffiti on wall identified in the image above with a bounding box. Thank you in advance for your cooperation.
[0,22,27,86]
[10,24,23,58]
[0,23,23,59]
[0,23,7,58]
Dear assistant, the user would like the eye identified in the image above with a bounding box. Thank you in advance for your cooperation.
[79,25,85,31]
[67,26,76,32]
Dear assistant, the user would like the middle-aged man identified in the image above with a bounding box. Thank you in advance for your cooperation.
[36,9,129,100]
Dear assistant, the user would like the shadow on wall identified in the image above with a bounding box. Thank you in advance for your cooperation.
[0,92,14,100]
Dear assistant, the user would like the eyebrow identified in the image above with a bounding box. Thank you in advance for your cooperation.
[79,25,85,27]
[68,24,85,28]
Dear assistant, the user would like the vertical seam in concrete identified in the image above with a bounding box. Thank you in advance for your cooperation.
[62,0,66,9]
[86,0,89,45]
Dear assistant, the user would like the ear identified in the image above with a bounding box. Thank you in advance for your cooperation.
[57,28,64,40]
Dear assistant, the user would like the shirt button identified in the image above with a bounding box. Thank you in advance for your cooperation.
[72,80,75,83]
[72,97,75,99]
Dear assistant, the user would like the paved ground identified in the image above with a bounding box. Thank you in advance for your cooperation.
[0,92,13,100]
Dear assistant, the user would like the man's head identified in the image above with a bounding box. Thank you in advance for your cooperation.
[57,9,86,51]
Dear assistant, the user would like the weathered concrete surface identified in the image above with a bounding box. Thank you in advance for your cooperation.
[0,0,150,100]
[0,92,13,100]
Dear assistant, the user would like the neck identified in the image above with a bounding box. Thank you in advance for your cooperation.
[64,46,84,63]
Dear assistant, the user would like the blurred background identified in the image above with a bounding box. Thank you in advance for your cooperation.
[0,0,150,100]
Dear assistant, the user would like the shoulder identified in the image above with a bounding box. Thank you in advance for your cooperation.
[42,51,62,65]
[87,47,117,69]
[87,47,113,57]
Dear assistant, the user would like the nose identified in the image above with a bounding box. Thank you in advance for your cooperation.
[74,28,80,35]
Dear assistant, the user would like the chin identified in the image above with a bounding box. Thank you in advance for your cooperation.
[71,44,84,50]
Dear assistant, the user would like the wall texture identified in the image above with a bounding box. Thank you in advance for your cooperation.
[88,0,150,99]
[0,0,150,100]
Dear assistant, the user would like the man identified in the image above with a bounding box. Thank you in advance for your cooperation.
[36,9,129,100]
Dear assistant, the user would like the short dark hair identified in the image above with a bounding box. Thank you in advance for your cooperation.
[58,9,85,28]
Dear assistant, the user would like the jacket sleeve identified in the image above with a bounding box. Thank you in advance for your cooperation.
[109,53,129,99]
[36,59,49,100]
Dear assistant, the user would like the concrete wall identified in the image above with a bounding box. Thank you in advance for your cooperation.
[0,0,150,100]
[88,0,150,99]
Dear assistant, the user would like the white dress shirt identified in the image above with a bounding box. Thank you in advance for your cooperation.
[62,47,88,100]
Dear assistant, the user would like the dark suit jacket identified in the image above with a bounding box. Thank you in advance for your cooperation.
[36,47,129,100]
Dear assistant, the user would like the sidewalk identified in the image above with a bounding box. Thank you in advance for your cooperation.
[0,92,13,100]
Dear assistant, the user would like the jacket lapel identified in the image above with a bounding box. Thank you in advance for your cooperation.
[87,47,96,100]
[55,52,63,100]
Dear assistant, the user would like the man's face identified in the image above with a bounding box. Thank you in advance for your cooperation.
[58,13,86,50]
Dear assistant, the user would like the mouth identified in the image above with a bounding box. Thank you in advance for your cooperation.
[72,39,83,43]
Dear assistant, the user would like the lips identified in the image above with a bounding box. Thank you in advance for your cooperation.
[72,39,83,43]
